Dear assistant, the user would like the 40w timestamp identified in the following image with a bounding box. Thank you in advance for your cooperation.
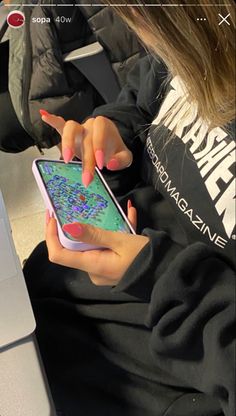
[32,16,72,24]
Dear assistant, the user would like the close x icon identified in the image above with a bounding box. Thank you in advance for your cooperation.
[218,13,231,26]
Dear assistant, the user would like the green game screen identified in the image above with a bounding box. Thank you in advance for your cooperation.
[37,160,131,237]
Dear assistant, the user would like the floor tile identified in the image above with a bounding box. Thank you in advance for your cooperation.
[0,146,59,220]
[10,211,45,263]
[0,145,59,263]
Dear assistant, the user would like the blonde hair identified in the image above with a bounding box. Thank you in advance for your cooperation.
[106,0,235,129]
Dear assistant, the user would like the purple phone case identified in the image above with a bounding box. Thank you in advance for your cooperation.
[32,158,135,251]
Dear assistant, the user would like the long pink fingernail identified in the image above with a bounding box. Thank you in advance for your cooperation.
[107,158,119,170]
[95,150,104,170]
[46,209,50,225]
[39,109,50,117]
[82,171,93,187]
[127,199,132,209]
[63,147,74,163]
[63,223,83,238]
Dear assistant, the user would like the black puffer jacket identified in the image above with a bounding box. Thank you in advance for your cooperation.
[7,0,143,150]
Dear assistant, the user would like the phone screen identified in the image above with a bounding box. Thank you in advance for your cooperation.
[36,160,131,235]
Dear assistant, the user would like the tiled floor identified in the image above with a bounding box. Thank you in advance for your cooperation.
[0,145,59,263]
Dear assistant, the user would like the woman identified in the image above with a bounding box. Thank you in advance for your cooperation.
[24,1,235,416]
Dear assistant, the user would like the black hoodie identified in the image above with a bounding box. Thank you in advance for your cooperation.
[24,55,235,416]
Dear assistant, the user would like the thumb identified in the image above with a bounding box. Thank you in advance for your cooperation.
[127,200,137,231]
[107,149,133,171]
[62,222,123,251]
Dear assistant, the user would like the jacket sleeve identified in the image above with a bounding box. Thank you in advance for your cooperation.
[113,229,236,416]
[93,55,168,151]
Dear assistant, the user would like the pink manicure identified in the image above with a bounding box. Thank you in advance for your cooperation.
[82,171,93,187]
[63,147,74,164]
[127,199,132,209]
[107,158,119,170]
[95,150,104,170]
[39,109,50,117]
[63,223,83,238]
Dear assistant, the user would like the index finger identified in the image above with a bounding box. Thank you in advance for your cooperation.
[92,116,117,165]
[40,110,65,136]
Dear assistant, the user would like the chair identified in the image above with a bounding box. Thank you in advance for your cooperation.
[63,41,121,104]
[0,5,121,104]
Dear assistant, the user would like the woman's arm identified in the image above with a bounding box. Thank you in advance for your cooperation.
[93,55,168,151]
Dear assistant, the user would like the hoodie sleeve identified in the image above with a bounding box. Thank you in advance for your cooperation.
[93,55,168,151]
[113,228,236,416]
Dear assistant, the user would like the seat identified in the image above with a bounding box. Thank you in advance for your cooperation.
[0,5,120,104]
[0,4,8,41]
[0,190,56,416]
[63,41,121,103]
[0,9,121,152]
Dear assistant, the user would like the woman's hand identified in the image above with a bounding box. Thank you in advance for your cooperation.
[39,110,133,187]
[45,201,149,286]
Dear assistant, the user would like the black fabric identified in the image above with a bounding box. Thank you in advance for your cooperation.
[7,1,143,151]
[93,56,236,263]
[25,3,103,149]
[23,234,229,416]
[78,1,144,88]
[0,41,34,153]
[0,41,8,90]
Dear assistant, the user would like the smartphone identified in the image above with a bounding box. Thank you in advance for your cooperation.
[32,159,135,251]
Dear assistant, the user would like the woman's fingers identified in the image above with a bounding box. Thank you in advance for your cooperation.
[127,200,137,231]
[92,116,132,171]
[61,120,84,163]
[62,222,124,252]
[106,149,133,170]
[46,217,119,275]
[40,110,65,136]
[40,110,84,163]
[81,119,96,187]
[93,116,116,169]
[46,212,149,285]
[40,112,132,177]
[92,117,108,169]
